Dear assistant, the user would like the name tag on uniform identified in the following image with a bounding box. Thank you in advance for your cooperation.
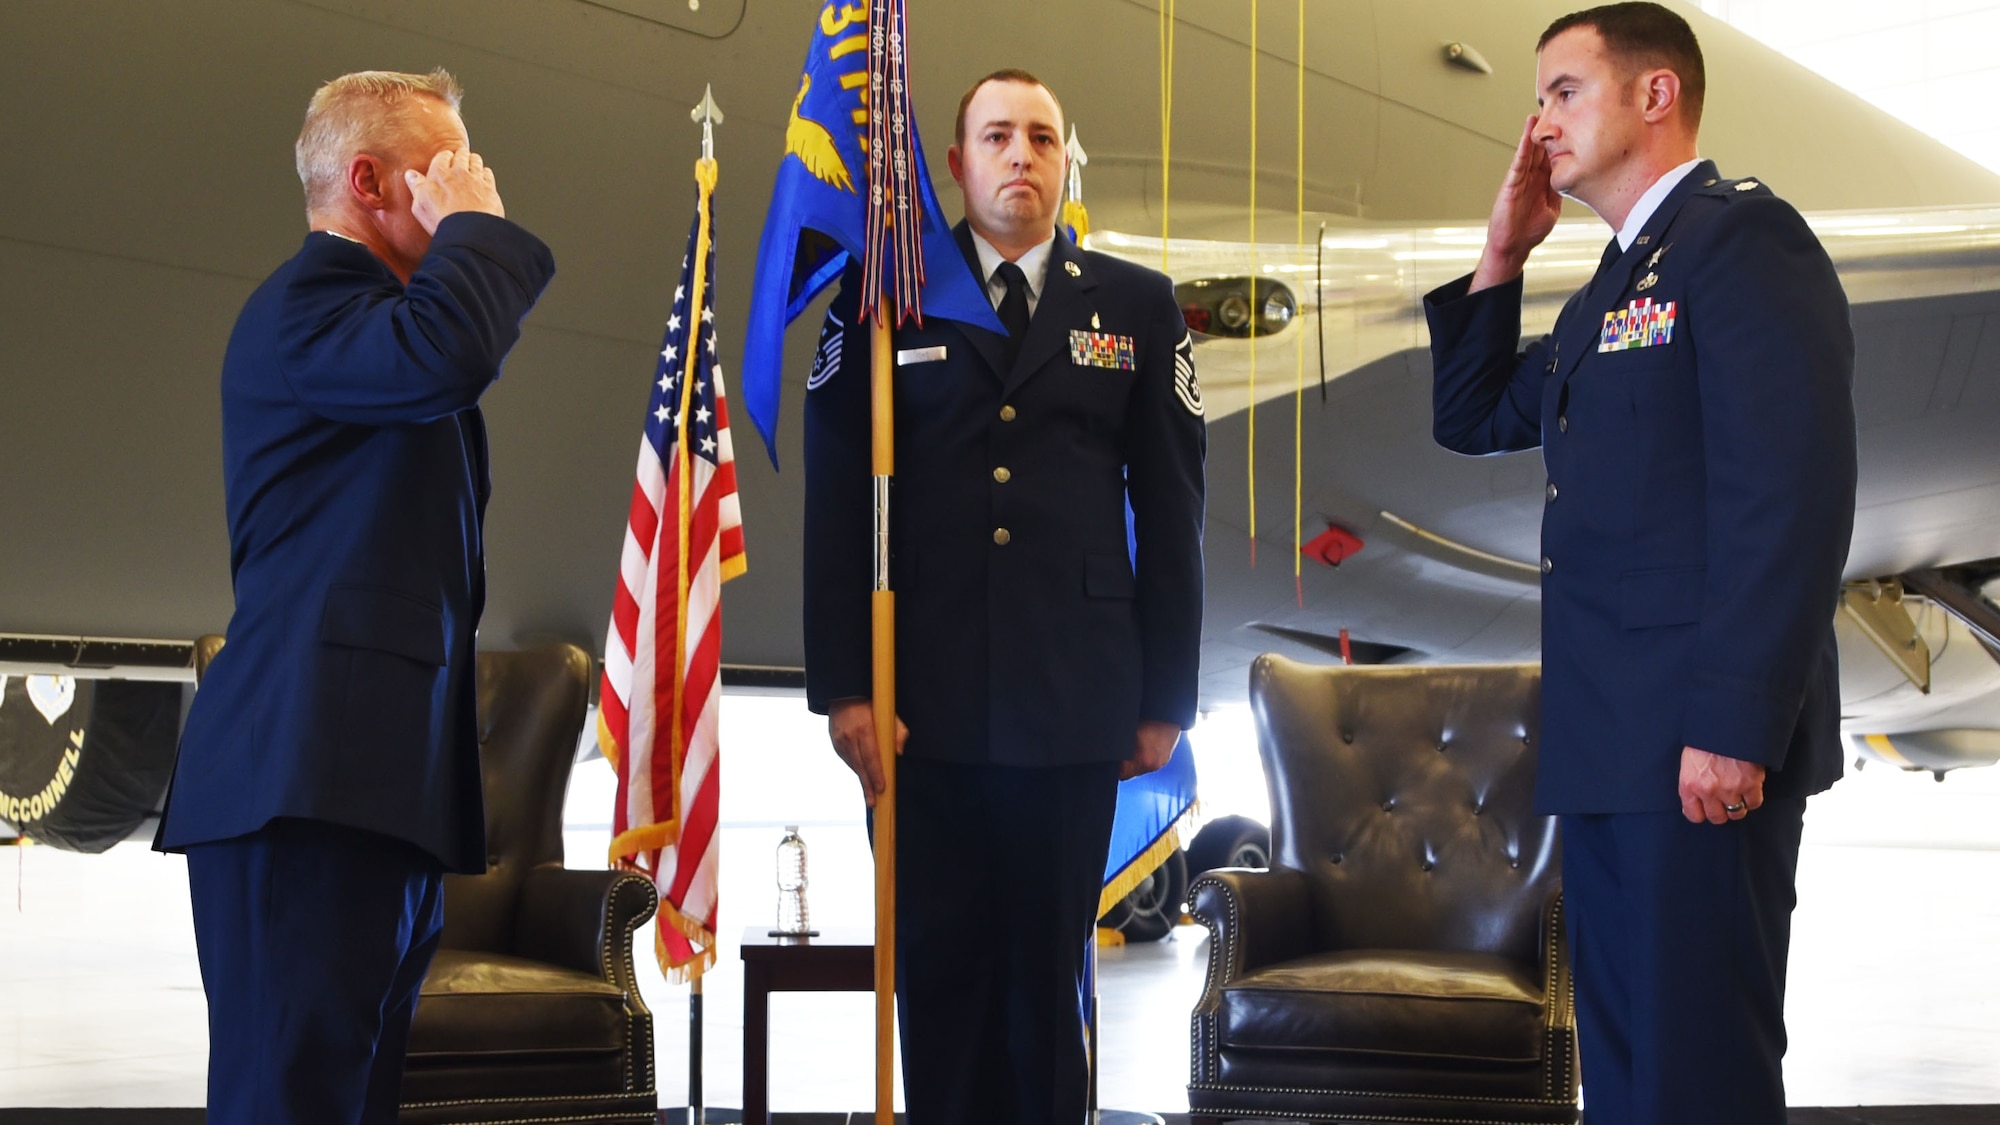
[1069,330,1136,370]
[896,346,948,366]
[1599,297,1677,353]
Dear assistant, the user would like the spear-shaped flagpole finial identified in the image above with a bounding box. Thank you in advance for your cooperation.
[691,84,724,161]
[1065,123,1088,205]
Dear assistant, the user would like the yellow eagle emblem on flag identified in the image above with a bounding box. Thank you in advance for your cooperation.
[785,73,853,193]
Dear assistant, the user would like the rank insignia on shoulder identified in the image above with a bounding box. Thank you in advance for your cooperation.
[1736,180,1760,191]
[1599,297,1677,353]
[1173,332,1203,415]
[806,309,844,391]
[1070,329,1137,371]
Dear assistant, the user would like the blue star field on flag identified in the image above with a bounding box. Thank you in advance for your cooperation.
[650,206,725,466]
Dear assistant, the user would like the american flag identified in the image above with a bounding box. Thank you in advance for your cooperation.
[601,177,744,982]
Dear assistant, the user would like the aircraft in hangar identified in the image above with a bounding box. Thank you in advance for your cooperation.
[4,0,2000,855]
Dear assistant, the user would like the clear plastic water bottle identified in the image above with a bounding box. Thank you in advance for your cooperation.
[774,825,812,936]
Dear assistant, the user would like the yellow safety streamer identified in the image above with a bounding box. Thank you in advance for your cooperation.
[1247,0,1259,566]
[1293,0,1305,607]
[1160,0,1175,271]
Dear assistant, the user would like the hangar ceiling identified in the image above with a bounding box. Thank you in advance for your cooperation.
[2,0,1996,671]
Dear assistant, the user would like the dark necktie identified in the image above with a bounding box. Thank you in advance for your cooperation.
[1586,236,1623,300]
[995,260,1031,367]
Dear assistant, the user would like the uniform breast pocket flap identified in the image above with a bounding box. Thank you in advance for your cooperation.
[320,584,448,665]
[1618,565,1706,630]
[1083,553,1136,599]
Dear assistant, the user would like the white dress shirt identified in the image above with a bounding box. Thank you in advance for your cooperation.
[969,228,1056,318]
[1616,157,1703,252]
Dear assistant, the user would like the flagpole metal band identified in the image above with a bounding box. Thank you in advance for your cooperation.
[873,475,892,591]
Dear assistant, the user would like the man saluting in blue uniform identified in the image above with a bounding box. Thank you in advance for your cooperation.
[802,70,1206,1125]
[157,69,554,1123]
[1424,5,1856,1122]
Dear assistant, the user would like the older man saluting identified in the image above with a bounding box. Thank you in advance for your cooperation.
[1424,5,1856,1122]
[157,69,554,1123]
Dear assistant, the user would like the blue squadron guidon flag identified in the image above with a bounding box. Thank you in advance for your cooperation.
[738,0,1003,465]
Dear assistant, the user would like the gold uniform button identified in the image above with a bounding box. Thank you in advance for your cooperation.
[993,528,1012,546]
[993,466,1011,483]
[999,405,1017,422]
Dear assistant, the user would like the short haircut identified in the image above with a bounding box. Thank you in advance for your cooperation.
[295,68,464,215]
[1539,2,1705,128]
[953,68,1064,146]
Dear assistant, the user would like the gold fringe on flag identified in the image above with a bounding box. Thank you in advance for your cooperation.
[1095,803,1200,921]
[653,895,720,984]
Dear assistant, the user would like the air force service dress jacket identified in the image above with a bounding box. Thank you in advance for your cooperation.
[159,213,555,874]
[1424,162,1857,814]
[803,224,1206,766]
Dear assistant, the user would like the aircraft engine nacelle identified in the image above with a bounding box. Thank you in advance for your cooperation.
[1174,277,1298,341]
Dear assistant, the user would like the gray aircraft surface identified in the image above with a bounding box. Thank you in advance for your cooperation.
[3,0,1999,815]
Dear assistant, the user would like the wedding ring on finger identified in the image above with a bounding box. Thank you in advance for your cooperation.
[1723,800,1747,815]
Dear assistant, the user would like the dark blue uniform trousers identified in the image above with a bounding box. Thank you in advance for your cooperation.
[1562,799,1807,1125]
[883,757,1121,1125]
[186,817,446,1125]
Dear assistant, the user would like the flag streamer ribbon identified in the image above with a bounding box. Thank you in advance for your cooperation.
[862,0,925,324]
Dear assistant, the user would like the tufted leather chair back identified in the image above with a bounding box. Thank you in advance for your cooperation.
[438,643,592,954]
[1251,654,1556,961]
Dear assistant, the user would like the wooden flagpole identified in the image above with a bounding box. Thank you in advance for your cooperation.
[870,299,897,1125]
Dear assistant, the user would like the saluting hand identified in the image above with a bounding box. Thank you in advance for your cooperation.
[828,698,907,809]
[1470,115,1564,294]
[405,148,505,235]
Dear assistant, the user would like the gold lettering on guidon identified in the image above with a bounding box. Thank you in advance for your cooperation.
[0,731,84,825]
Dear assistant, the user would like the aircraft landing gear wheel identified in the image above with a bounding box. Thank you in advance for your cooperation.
[1102,848,1188,943]
[1186,814,1271,877]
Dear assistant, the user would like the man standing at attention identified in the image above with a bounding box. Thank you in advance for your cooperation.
[1425,5,1856,1121]
[802,70,1206,1125]
[157,69,554,1123]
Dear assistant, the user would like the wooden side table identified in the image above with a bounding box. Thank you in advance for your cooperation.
[738,927,875,1125]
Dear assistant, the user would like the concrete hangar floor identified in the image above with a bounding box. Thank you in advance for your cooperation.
[3,697,1999,1117]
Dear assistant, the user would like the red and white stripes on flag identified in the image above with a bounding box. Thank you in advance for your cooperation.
[600,161,744,982]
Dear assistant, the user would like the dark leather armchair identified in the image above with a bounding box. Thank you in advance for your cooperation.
[1187,655,1576,1125]
[398,643,659,1124]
